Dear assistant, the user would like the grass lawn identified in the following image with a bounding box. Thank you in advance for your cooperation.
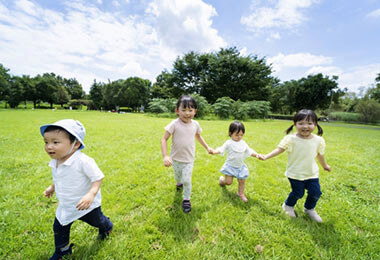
[0,110,379,259]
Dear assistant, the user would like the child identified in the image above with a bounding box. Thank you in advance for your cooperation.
[41,119,113,260]
[161,95,213,213]
[212,121,261,202]
[260,109,331,223]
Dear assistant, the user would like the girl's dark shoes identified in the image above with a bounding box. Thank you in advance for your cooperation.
[49,243,74,260]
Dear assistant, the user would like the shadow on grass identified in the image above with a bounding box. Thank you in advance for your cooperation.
[157,190,210,242]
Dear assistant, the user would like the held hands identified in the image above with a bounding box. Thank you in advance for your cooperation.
[163,155,172,167]
[256,154,266,160]
[207,147,215,155]
[43,185,55,198]
[76,193,95,210]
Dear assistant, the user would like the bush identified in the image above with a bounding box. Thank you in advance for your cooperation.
[355,99,380,123]
[213,97,234,119]
[245,101,271,118]
[232,100,249,120]
[147,99,169,113]
[192,94,211,118]
[329,112,360,122]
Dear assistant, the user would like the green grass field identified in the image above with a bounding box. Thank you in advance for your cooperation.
[0,110,379,259]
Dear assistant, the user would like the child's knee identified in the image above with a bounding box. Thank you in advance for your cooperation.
[292,190,305,199]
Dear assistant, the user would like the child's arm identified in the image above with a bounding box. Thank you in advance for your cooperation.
[43,184,55,198]
[76,179,102,210]
[317,154,331,172]
[262,147,285,160]
[195,133,214,154]
[161,131,173,167]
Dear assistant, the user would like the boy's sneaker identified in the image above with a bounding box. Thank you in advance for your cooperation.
[304,208,323,223]
[49,243,74,260]
[219,176,225,186]
[282,203,296,218]
[182,200,191,213]
[176,183,183,191]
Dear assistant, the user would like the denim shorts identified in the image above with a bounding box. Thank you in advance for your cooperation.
[220,163,249,180]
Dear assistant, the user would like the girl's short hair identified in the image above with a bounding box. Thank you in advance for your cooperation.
[44,126,77,143]
[176,95,197,109]
[229,121,245,136]
[285,109,323,136]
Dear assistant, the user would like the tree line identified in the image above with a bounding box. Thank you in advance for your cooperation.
[1,47,380,120]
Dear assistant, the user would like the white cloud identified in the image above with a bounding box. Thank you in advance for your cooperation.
[0,0,226,92]
[366,8,380,18]
[338,64,380,92]
[305,66,342,76]
[146,0,226,52]
[267,52,333,72]
[241,0,319,32]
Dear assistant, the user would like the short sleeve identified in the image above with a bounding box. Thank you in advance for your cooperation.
[216,140,229,156]
[164,120,176,134]
[278,135,292,152]
[245,146,256,157]
[194,120,202,134]
[81,157,104,182]
[318,137,326,155]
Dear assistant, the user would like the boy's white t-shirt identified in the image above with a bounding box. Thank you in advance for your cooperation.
[216,139,256,168]
[49,150,104,225]
[278,133,326,180]
[164,118,202,163]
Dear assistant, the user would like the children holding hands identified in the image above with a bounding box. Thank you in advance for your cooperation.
[41,119,113,260]
[161,95,213,213]
[211,121,262,202]
[259,109,331,222]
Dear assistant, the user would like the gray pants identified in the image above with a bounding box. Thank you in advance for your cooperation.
[172,160,194,200]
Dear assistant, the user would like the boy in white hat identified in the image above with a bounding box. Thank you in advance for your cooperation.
[40,119,113,260]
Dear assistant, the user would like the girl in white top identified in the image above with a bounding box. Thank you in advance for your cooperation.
[260,109,331,223]
[212,121,260,202]
[161,95,213,213]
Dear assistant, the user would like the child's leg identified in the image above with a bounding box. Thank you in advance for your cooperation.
[219,175,233,186]
[181,163,194,200]
[51,218,74,259]
[172,161,184,186]
[285,178,306,206]
[79,206,113,239]
[304,178,322,210]
[237,179,248,202]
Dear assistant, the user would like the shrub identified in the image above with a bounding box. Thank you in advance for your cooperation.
[213,97,234,119]
[147,99,169,113]
[232,100,249,120]
[355,99,380,123]
[192,94,211,118]
[329,112,360,122]
[245,101,271,118]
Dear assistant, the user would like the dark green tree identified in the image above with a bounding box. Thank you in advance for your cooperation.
[0,64,11,105]
[89,80,105,110]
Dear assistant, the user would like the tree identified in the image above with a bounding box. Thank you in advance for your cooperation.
[0,64,11,105]
[63,78,84,99]
[213,97,234,119]
[153,47,276,103]
[35,73,59,108]
[151,71,176,99]
[355,99,380,123]
[8,76,24,108]
[89,80,105,110]
[55,85,70,107]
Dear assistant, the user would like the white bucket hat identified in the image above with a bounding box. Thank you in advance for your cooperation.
[40,119,86,150]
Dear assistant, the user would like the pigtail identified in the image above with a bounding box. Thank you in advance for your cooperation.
[285,125,294,135]
[316,124,323,136]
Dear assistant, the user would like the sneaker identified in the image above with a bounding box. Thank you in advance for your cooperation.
[304,208,323,223]
[282,203,296,218]
[237,193,248,202]
[176,183,183,191]
[219,176,225,186]
[49,243,74,260]
[182,200,191,213]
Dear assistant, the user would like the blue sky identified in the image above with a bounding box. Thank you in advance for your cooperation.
[0,0,379,93]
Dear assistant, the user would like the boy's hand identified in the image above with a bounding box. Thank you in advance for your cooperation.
[76,193,95,210]
[257,154,266,160]
[208,147,215,155]
[43,185,54,198]
[163,156,172,167]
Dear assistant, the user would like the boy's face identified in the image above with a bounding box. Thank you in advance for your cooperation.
[175,105,197,124]
[43,130,78,163]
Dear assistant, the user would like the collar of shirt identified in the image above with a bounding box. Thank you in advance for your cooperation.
[48,150,81,168]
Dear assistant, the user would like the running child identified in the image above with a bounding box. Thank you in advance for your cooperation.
[260,109,331,222]
[161,95,213,213]
[212,121,261,202]
[41,119,113,259]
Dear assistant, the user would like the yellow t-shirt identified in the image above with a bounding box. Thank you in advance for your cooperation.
[278,133,326,180]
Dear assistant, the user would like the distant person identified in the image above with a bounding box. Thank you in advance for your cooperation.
[161,95,213,213]
[211,121,261,202]
[41,119,113,260]
[259,109,331,222]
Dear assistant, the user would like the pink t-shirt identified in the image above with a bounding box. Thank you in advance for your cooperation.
[164,118,202,163]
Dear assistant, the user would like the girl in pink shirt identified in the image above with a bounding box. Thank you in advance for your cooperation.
[161,96,213,213]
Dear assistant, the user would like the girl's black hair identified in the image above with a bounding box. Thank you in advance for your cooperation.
[285,109,323,136]
[176,95,197,109]
[229,121,245,136]
[44,126,76,143]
